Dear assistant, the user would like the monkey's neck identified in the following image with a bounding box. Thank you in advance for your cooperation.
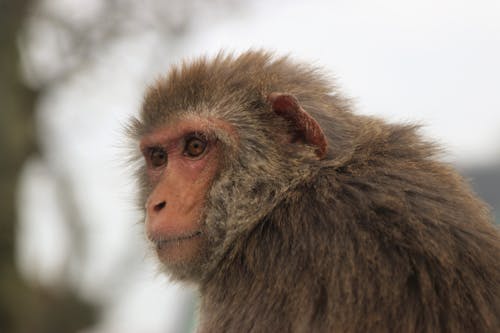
[198,194,326,332]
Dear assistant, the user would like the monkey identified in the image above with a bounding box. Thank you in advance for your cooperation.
[128,50,500,332]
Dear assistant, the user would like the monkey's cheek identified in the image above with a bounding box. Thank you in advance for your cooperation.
[155,235,204,264]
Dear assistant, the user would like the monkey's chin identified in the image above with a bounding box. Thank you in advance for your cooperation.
[156,235,211,282]
[154,231,204,267]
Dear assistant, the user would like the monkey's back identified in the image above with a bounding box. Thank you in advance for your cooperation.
[315,121,500,332]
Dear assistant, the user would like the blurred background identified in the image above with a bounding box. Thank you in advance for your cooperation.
[1,0,499,332]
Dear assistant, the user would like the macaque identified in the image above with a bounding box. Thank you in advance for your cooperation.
[128,51,500,332]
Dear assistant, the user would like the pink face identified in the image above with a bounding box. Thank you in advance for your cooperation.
[140,117,223,264]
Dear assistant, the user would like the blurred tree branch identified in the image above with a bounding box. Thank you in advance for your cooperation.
[0,1,97,332]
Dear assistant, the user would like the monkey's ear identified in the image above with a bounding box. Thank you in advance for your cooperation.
[267,92,328,159]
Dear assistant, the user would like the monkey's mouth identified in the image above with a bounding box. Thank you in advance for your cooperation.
[152,230,203,249]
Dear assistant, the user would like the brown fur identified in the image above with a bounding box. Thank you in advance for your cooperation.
[130,50,500,332]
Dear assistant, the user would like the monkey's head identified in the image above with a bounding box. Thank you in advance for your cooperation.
[129,51,345,281]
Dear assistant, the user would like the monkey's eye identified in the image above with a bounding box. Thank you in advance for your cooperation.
[149,147,168,168]
[184,135,207,158]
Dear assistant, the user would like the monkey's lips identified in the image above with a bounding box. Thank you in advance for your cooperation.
[151,230,203,250]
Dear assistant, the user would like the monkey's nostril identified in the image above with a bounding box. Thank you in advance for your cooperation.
[153,201,167,212]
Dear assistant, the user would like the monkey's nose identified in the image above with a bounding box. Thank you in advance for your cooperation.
[145,199,166,215]
[152,201,167,213]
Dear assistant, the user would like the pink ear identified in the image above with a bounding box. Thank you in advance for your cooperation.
[267,92,328,159]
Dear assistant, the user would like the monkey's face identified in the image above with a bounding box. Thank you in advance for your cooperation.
[139,116,229,271]
[135,90,328,280]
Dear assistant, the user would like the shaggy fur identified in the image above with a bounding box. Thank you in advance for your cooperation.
[130,51,500,332]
